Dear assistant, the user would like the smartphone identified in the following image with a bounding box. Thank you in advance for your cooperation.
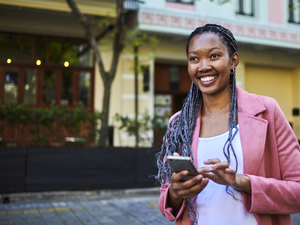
[166,155,199,180]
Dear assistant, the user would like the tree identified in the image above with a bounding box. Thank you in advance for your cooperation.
[66,0,229,147]
[66,0,127,146]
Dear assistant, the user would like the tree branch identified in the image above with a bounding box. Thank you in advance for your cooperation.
[77,24,114,57]
[109,0,125,81]
[66,0,106,81]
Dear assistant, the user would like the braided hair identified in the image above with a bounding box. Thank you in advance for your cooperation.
[156,24,239,225]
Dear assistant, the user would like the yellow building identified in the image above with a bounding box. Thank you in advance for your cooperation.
[1,0,300,147]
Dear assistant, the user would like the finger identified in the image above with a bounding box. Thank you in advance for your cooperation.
[182,174,203,187]
[171,170,189,182]
[212,161,229,170]
[203,158,221,165]
[197,166,214,174]
[225,168,236,174]
[202,172,215,180]
[171,174,203,195]
[179,178,209,199]
[173,152,180,157]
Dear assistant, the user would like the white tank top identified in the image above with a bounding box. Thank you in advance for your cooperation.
[196,126,257,225]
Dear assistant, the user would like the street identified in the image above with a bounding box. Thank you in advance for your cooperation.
[1,188,299,225]
[0,188,174,225]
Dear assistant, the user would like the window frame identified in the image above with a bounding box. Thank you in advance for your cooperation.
[236,0,255,17]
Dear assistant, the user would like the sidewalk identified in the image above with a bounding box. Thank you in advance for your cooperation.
[0,188,174,225]
[1,188,299,225]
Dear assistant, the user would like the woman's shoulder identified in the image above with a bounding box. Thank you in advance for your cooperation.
[237,87,279,111]
[168,111,181,123]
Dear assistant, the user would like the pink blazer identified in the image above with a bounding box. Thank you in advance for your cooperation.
[158,87,300,225]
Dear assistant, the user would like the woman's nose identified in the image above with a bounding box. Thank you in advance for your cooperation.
[198,60,211,72]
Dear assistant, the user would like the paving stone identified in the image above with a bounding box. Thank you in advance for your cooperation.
[25,213,46,225]
[56,210,83,225]
[41,211,64,225]
[72,208,99,225]
[98,215,115,223]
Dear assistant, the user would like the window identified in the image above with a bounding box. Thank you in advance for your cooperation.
[169,65,179,90]
[79,71,91,106]
[288,0,300,23]
[4,68,18,104]
[61,71,73,105]
[0,32,94,108]
[166,0,195,5]
[141,66,149,92]
[43,70,56,105]
[24,69,37,104]
[236,0,254,17]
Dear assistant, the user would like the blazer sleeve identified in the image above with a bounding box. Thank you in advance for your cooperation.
[158,184,186,222]
[157,111,187,221]
[243,100,300,214]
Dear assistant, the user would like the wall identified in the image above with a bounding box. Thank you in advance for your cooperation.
[245,65,294,120]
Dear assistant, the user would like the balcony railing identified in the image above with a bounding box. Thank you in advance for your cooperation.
[124,0,144,10]
[166,0,195,5]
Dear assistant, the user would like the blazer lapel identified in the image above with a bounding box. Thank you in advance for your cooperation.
[238,112,268,175]
[237,87,268,175]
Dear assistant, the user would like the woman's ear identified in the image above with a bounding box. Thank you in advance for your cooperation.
[230,52,239,70]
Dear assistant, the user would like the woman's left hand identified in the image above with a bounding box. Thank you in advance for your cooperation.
[203,158,252,194]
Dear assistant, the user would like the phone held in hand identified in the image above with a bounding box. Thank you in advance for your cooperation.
[166,155,199,180]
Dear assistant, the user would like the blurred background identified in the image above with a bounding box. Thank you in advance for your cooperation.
[0,0,300,200]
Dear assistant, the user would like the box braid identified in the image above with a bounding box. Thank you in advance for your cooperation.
[156,24,239,225]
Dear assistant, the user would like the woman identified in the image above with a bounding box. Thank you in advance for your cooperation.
[156,24,300,225]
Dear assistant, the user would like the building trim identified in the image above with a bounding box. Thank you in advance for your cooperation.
[122,94,150,100]
[138,7,300,50]
[122,74,143,80]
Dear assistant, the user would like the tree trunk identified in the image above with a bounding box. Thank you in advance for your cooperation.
[98,76,112,146]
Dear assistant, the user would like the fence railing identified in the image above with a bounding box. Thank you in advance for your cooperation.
[0,147,160,193]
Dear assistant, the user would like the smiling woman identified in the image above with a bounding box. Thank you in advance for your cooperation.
[187,32,238,102]
[156,24,300,225]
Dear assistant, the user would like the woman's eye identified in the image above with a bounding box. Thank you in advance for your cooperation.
[210,54,219,59]
[190,57,198,61]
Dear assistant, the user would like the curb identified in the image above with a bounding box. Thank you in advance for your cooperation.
[1,187,161,203]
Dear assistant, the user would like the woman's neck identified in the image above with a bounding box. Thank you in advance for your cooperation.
[202,87,231,112]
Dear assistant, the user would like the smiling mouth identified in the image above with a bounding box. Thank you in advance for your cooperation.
[200,76,217,82]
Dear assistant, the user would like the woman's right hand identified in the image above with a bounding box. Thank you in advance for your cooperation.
[167,153,210,213]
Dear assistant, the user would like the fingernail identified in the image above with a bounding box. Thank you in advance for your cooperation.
[197,175,202,181]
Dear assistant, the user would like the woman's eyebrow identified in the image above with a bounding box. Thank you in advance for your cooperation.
[208,47,221,52]
[188,47,221,55]
[188,51,197,55]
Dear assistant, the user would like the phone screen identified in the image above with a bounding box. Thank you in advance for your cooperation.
[166,156,199,178]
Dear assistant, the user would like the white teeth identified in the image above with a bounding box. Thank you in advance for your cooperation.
[200,76,217,82]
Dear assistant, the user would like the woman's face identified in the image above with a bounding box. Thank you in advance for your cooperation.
[187,32,238,97]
